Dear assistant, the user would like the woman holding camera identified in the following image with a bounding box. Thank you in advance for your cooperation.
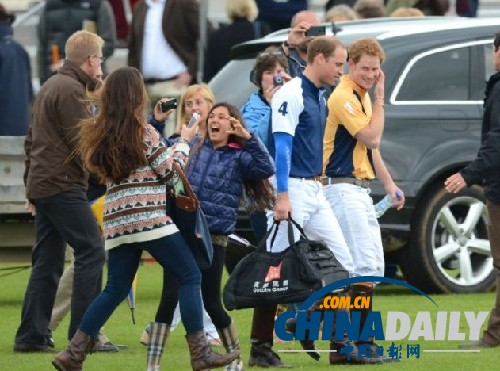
[151,83,216,143]
[52,67,238,371]
[241,50,289,153]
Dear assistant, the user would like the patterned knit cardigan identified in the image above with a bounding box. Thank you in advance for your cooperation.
[103,125,188,250]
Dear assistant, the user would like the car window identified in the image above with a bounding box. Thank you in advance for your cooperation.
[483,44,495,81]
[209,59,256,108]
[396,47,470,101]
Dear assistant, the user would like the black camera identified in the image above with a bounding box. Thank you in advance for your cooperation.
[305,25,326,37]
[160,99,177,112]
[273,74,284,87]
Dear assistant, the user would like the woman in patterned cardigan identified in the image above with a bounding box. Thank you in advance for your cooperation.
[52,67,238,371]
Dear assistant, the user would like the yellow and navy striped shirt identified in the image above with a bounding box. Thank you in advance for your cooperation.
[323,75,375,180]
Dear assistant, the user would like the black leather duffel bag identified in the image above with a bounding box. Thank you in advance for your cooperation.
[223,218,348,310]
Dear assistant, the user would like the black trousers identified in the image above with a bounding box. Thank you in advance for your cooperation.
[155,244,231,329]
[15,189,105,344]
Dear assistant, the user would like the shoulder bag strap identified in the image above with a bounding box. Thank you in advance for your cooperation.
[172,162,199,208]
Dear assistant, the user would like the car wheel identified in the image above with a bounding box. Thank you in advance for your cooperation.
[403,184,494,293]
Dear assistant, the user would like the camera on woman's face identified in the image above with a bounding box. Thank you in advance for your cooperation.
[273,74,284,87]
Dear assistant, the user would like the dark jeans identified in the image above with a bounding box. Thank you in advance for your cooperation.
[15,189,105,344]
[155,244,231,329]
[80,232,203,336]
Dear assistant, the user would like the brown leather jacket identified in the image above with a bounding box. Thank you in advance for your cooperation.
[128,0,209,82]
[24,61,98,200]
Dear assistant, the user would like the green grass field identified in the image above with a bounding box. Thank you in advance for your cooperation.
[1,262,499,370]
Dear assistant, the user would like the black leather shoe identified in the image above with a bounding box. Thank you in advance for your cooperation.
[249,342,293,368]
[13,342,54,353]
[45,330,55,349]
[285,318,320,361]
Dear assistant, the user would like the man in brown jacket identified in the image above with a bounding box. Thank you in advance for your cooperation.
[14,30,106,352]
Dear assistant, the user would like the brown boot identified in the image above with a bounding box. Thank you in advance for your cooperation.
[186,331,240,371]
[328,294,382,365]
[350,283,391,362]
[460,274,500,348]
[52,330,96,371]
[217,320,244,371]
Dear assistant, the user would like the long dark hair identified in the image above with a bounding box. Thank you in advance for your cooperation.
[190,102,275,211]
[78,67,148,183]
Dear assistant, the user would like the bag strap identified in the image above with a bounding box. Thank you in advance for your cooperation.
[257,216,308,252]
[172,163,199,208]
[257,220,280,251]
[287,216,308,240]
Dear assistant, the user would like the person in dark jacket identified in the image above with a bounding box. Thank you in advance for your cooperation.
[37,0,116,85]
[14,30,106,353]
[203,0,271,82]
[445,31,500,349]
[0,4,33,136]
[255,0,307,32]
[149,102,275,370]
[284,10,322,79]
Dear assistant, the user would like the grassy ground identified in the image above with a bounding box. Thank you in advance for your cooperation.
[1,262,499,370]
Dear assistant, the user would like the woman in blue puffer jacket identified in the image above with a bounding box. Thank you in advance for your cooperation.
[148,102,275,371]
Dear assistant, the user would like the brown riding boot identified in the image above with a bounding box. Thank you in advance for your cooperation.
[351,283,391,362]
[328,294,383,365]
[186,331,239,371]
[52,330,96,371]
[461,274,500,348]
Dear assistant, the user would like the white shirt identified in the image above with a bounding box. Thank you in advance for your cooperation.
[141,0,187,79]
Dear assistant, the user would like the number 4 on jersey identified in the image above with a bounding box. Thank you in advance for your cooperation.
[278,101,288,116]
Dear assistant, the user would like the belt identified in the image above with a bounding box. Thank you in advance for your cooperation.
[322,177,371,188]
[290,175,322,182]
[143,76,176,84]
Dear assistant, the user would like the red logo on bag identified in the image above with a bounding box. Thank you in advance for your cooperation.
[265,262,282,282]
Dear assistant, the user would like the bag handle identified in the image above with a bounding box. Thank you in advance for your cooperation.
[172,162,199,208]
[287,216,308,239]
[257,220,280,251]
[257,215,309,252]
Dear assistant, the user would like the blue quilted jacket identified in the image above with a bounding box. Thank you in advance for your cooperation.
[186,135,274,235]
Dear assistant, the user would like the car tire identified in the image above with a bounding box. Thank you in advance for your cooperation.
[402,184,494,293]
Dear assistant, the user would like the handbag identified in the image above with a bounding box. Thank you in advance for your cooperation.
[166,163,213,270]
[223,219,325,310]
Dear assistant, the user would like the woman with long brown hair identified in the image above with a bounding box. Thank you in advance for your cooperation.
[52,67,238,371]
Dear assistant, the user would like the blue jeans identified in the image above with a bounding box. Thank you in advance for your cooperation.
[79,232,203,337]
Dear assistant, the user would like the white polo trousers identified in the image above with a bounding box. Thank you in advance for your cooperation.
[267,178,354,275]
[323,183,384,277]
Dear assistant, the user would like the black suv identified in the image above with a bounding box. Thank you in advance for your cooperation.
[209,17,499,294]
